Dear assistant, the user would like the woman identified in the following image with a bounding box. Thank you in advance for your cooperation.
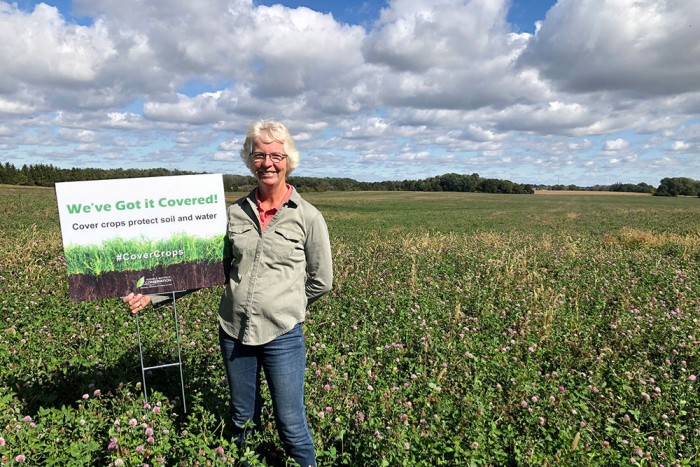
[124,119,333,467]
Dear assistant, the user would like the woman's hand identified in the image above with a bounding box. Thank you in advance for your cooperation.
[122,293,151,314]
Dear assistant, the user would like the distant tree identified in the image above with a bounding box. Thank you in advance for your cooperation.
[430,172,482,192]
[514,183,535,194]
[635,182,656,194]
[655,177,700,196]
[0,162,203,187]
[550,184,585,191]
[437,173,464,191]
[609,182,656,194]
[477,178,500,193]
[464,173,481,192]
[223,174,256,192]
[0,162,20,184]
[27,163,60,186]
[18,164,32,185]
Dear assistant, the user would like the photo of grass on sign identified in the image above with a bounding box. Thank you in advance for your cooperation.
[55,174,227,301]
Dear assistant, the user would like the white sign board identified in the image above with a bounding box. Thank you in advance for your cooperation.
[55,174,228,301]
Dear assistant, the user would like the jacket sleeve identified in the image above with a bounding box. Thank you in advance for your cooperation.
[304,212,333,306]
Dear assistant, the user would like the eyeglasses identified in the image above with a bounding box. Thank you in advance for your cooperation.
[250,152,287,163]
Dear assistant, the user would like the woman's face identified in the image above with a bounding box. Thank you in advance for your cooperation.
[251,138,288,189]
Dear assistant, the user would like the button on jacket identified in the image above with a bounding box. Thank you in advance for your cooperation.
[218,186,333,345]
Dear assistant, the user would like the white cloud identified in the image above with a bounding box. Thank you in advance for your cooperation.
[58,128,99,143]
[105,112,144,129]
[213,152,237,161]
[568,139,592,150]
[396,151,431,161]
[518,0,700,96]
[144,92,225,124]
[493,101,595,134]
[364,0,509,72]
[362,0,548,110]
[218,139,241,152]
[76,142,102,152]
[0,4,115,86]
[604,139,629,151]
[672,140,691,151]
[0,94,38,114]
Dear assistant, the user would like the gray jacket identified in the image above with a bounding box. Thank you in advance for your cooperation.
[218,187,333,345]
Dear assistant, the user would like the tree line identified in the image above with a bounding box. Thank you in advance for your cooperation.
[1,162,698,196]
[0,162,534,194]
[534,182,656,194]
[533,178,700,197]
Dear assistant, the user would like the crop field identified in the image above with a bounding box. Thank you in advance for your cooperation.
[1,185,699,466]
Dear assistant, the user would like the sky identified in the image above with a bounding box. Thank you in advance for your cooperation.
[1,0,699,186]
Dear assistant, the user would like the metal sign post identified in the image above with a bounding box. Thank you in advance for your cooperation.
[134,291,188,413]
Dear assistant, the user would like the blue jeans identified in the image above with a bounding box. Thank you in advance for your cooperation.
[219,323,316,467]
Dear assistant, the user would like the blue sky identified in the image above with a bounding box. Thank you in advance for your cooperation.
[1,0,699,186]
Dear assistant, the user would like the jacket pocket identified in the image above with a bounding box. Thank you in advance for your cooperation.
[270,227,303,261]
[228,224,256,258]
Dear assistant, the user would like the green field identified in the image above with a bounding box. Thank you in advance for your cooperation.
[1,185,699,465]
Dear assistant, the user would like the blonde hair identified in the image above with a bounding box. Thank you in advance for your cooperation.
[240,120,300,175]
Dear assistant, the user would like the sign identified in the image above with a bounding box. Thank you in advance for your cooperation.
[55,174,228,301]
